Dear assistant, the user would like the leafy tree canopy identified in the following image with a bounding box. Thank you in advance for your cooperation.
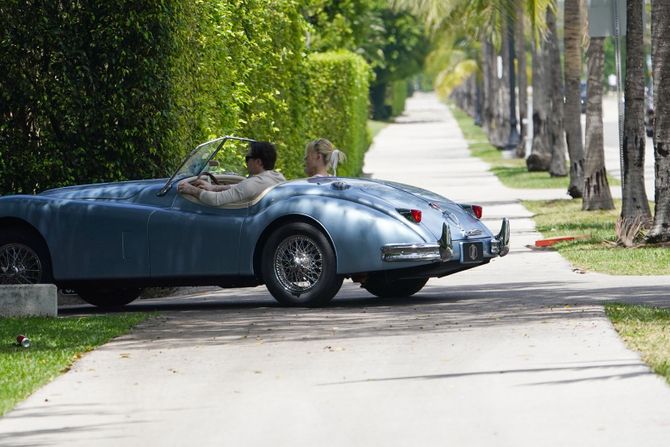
[303,0,428,85]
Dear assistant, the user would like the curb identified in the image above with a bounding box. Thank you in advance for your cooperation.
[0,285,58,317]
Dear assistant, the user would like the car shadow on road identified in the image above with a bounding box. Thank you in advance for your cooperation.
[57,281,670,351]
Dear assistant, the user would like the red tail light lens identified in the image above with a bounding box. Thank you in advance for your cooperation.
[472,205,483,219]
[398,208,422,223]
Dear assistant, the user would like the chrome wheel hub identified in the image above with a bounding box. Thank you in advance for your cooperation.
[0,243,42,284]
[274,235,323,293]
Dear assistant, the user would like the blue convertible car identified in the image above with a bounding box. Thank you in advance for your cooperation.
[0,136,509,307]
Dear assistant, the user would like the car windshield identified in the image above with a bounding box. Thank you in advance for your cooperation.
[177,139,224,179]
[159,136,255,196]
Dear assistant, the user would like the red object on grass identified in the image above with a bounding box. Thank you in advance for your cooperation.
[535,236,576,247]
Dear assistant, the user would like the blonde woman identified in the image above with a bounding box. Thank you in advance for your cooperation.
[303,138,347,177]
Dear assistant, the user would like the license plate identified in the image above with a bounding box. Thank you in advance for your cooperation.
[461,242,484,263]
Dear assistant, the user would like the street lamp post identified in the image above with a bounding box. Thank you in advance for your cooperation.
[505,11,520,152]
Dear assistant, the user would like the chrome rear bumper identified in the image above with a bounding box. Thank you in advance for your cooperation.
[381,243,442,262]
[381,223,452,262]
[381,218,510,262]
[493,218,510,257]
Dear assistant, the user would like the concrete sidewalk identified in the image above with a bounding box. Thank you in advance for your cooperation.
[1,92,670,446]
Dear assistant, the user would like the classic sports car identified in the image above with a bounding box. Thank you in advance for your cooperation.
[0,136,509,307]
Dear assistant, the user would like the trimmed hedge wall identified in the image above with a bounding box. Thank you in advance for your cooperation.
[389,80,409,118]
[304,51,371,177]
[0,1,185,193]
[0,0,370,194]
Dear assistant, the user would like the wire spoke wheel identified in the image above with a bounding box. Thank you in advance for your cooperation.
[0,243,43,284]
[274,235,324,294]
[262,222,342,307]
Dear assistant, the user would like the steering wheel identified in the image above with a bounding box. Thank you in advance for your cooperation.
[199,172,220,185]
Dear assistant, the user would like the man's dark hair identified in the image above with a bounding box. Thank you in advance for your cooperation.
[249,141,277,170]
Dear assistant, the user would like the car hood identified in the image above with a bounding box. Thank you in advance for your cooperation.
[40,179,166,200]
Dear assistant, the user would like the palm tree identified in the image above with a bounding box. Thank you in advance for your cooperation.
[392,0,552,156]
[483,38,505,146]
[546,4,567,177]
[621,0,651,223]
[582,36,614,211]
[515,1,528,158]
[647,0,670,242]
[497,18,513,149]
[563,0,584,198]
[527,25,551,171]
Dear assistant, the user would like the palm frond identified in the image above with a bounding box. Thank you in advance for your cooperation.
[434,59,479,98]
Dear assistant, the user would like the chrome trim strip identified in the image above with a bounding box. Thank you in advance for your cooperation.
[381,244,442,262]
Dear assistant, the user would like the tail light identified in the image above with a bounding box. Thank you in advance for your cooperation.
[472,205,483,219]
[398,208,422,223]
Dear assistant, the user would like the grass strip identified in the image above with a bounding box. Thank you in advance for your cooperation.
[0,313,151,416]
[368,120,389,141]
[523,199,670,275]
[450,104,619,189]
[606,303,670,385]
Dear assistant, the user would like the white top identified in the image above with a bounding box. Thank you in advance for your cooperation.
[199,170,286,206]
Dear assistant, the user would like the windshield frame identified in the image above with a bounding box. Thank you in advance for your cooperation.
[158,136,256,196]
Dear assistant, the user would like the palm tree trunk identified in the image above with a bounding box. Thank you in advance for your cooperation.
[495,27,512,149]
[515,1,528,159]
[563,0,584,197]
[466,75,477,117]
[546,5,567,177]
[621,0,652,223]
[648,0,670,242]
[482,38,495,141]
[527,20,551,171]
[582,37,614,211]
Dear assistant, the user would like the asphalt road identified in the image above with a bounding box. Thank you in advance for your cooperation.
[1,93,670,447]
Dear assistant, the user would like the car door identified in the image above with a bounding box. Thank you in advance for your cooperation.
[147,194,247,278]
[50,200,152,280]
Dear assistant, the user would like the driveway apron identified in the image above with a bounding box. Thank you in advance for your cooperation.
[1,92,670,446]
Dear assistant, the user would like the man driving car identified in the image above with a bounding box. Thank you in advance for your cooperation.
[178,141,286,206]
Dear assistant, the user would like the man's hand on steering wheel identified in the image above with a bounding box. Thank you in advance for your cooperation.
[200,172,219,185]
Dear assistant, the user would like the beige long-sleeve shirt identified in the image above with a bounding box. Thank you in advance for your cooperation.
[198,170,286,206]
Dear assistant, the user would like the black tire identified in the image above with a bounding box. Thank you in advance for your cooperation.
[0,228,52,284]
[261,222,343,307]
[76,287,143,308]
[363,277,428,299]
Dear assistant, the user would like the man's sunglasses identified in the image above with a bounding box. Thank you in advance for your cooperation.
[245,155,257,162]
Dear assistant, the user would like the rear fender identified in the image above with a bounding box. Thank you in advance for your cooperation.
[241,195,435,275]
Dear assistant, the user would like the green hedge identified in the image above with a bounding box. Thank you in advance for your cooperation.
[0,1,372,194]
[389,80,409,118]
[0,1,186,193]
[303,51,371,177]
